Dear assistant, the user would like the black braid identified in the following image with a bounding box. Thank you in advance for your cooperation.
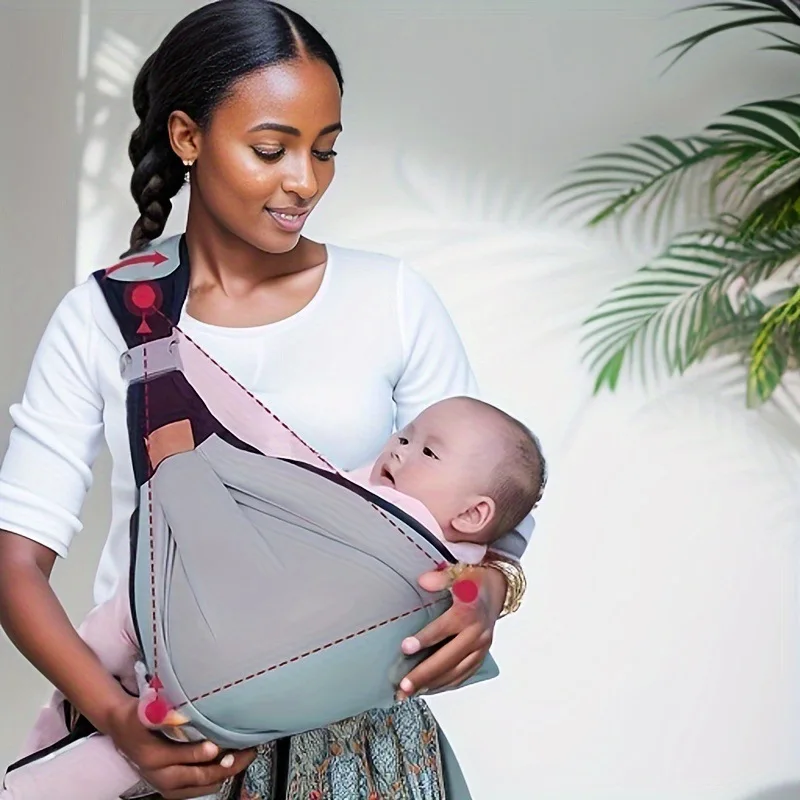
[123,1,344,256]
[124,55,187,255]
[127,143,186,255]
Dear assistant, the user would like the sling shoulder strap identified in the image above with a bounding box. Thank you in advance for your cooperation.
[92,234,189,347]
[91,235,193,488]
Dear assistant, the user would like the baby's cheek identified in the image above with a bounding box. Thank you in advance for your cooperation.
[416,482,453,524]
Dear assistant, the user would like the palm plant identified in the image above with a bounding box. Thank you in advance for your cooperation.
[552,0,800,407]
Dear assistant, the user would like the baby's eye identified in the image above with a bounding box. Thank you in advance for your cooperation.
[397,436,409,445]
[422,447,438,459]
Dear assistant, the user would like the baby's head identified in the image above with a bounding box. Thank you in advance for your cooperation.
[370,397,545,546]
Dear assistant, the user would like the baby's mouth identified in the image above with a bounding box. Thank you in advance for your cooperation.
[380,465,395,485]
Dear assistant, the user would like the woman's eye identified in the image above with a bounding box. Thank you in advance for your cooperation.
[422,447,438,459]
[313,149,337,162]
[253,147,284,162]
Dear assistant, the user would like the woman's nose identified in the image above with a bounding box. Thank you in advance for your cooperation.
[281,153,319,200]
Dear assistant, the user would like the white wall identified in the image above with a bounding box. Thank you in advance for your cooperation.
[2,2,800,798]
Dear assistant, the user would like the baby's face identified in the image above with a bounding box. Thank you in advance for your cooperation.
[370,399,498,535]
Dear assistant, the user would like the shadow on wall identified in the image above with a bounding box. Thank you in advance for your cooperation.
[741,785,800,800]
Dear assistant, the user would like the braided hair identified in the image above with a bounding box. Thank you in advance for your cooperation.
[124,0,344,255]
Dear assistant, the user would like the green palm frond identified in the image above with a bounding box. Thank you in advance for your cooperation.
[550,97,800,242]
[738,176,800,236]
[549,135,722,238]
[663,1,800,71]
[584,225,800,392]
[748,285,800,404]
[761,27,800,56]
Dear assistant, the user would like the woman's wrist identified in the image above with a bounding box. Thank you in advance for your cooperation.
[90,683,137,739]
[481,553,526,618]
[479,564,509,619]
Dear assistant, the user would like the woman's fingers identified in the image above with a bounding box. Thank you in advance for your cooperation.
[138,738,219,771]
[401,596,473,657]
[398,620,481,700]
[425,650,485,693]
[145,745,256,798]
[417,568,452,593]
[418,565,484,602]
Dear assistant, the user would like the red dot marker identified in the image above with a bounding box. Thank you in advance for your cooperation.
[144,695,169,725]
[131,283,156,310]
[452,578,479,604]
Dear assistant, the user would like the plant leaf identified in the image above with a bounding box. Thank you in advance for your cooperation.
[662,1,800,72]
[746,288,800,404]
[760,27,800,55]
[549,98,800,243]
[584,226,800,393]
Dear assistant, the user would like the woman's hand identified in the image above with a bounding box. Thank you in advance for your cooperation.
[395,564,507,700]
[106,695,256,800]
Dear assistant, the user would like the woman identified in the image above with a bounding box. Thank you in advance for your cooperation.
[0,2,530,798]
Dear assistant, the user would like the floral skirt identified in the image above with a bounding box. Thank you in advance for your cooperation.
[218,699,454,800]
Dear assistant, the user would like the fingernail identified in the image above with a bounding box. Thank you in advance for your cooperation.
[220,754,234,768]
[395,690,406,703]
[402,637,420,655]
[400,678,413,694]
[203,742,219,758]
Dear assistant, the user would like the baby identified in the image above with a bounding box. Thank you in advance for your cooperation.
[353,396,545,564]
[3,396,545,800]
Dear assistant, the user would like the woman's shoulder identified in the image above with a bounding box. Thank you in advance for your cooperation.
[326,242,403,274]
[325,243,435,303]
[45,274,125,358]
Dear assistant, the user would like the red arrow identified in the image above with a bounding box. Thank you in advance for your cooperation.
[104,250,168,276]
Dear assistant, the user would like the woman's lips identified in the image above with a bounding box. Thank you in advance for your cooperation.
[266,208,310,233]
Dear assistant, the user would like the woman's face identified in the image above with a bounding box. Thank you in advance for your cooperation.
[188,58,342,255]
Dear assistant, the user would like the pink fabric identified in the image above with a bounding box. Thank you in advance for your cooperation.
[178,333,334,472]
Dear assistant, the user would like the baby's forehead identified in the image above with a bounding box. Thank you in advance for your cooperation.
[420,400,505,441]
[417,400,483,428]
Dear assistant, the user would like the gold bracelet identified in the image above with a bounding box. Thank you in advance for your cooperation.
[481,554,526,617]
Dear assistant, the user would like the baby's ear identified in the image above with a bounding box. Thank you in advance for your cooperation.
[450,496,495,539]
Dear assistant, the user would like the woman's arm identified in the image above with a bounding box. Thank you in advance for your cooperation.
[0,531,136,731]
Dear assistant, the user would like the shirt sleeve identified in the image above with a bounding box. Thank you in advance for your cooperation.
[0,281,105,557]
[393,262,534,561]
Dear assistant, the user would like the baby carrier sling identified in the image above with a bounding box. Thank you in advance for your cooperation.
[93,234,499,751]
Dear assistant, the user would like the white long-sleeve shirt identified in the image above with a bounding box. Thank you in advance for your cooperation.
[0,242,533,605]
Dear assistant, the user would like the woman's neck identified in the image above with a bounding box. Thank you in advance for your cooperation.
[184,208,326,297]
[182,203,329,327]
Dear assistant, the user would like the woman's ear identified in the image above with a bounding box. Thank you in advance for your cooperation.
[168,110,202,164]
[450,496,496,540]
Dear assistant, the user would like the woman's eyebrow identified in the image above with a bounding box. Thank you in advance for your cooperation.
[248,121,343,136]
